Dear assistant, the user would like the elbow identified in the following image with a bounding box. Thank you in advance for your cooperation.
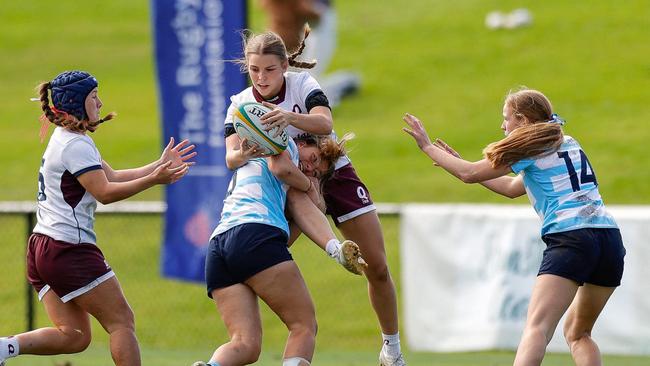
[93,193,116,205]
[505,190,525,199]
[225,161,237,171]
[322,120,333,135]
[91,186,121,205]
[225,154,244,171]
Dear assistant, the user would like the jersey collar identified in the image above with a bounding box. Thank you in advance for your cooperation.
[252,77,286,104]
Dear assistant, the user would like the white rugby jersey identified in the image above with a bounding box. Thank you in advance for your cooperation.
[211,139,299,238]
[511,135,618,236]
[33,127,103,244]
[226,71,351,169]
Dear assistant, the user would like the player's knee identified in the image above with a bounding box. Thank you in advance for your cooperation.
[60,325,91,353]
[242,343,262,364]
[288,318,317,341]
[304,317,318,339]
[525,323,554,345]
[232,335,262,363]
[365,262,390,283]
[563,322,590,345]
[105,307,137,335]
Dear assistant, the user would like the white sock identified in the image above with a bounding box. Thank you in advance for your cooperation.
[325,239,341,258]
[0,336,19,359]
[382,332,401,357]
[282,356,310,366]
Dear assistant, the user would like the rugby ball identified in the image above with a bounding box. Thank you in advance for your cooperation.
[232,102,289,155]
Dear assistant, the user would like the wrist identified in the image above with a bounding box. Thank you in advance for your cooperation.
[421,143,436,153]
[288,112,298,127]
[303,180,313,193]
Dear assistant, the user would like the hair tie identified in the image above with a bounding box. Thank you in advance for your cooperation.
[548,113,566,126]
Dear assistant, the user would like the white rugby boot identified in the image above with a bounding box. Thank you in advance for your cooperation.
[336,240,367,275]
[379,347,406,366]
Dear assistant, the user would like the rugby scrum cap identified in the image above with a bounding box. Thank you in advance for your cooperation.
[50,70,98,121]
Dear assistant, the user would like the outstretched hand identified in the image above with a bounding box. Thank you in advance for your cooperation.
[151,160,190,184]
[160,137,197,168]
[260,101,293,137]
[402,113,433,150]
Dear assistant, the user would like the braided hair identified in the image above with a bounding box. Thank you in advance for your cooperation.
[238,25,317,72]
[36,71,115,141]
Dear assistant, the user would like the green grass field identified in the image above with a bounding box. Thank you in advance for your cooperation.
[1,0,649,365]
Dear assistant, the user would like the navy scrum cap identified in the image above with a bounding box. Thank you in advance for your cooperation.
[50,71,98,121]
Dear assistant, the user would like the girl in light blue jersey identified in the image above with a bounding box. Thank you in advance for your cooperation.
[195,132,364,366]
[402,88,624,366]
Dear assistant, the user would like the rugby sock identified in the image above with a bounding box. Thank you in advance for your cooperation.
[282,356,311,366]
[382,332,401,358]
[325,239,341,258]
[0,336,19,359]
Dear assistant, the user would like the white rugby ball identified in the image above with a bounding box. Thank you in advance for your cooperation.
[232,102,289,155]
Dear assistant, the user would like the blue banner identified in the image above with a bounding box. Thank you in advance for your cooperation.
[152,0,247,282]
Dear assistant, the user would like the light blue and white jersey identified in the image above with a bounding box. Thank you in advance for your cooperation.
[511,135,618,236]
[211,139,299,238]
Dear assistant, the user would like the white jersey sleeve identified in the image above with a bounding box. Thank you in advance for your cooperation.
[296,72,323,107]
[61,138,103,176]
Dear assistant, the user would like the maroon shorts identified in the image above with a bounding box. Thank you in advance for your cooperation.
[27,233,114,303]
[322,163,376,225]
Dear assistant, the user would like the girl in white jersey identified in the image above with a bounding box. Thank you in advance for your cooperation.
[402,88,625,366]
[225,29,406,366]
[0,70,195,366]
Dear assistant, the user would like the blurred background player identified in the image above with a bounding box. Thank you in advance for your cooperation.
[0,70,195,366]
[229,29,406,366]
[402,88,625,366]
[259,0,360,107]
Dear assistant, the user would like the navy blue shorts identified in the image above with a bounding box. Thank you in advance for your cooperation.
[205,223,292,297]
[539,228,625,287]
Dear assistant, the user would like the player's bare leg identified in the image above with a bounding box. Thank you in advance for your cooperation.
[563,284,616,366]
[4,291,91,358]
[337,211,404,364]
[514,274,578,366]
[73,277,141,366]
[208,284,262,365]
[246,261,316,364]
